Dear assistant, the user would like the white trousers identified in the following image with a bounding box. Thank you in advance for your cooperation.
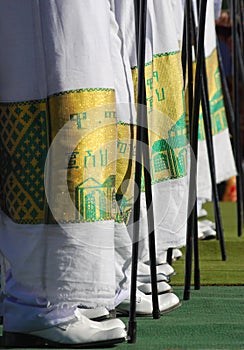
[0,212,116,332]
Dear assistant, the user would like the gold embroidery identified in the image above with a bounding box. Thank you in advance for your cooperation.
[0,89,131,224]
[132,52,188,183]
[189,48,228,140]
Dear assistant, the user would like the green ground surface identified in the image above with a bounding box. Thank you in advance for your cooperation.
[116,286,244,350]
[2,286,242,350]
[0,202,243,349]
[171,202,244,286]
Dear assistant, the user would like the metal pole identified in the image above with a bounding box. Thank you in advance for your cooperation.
[166,248,173,266]
[201,57,227,260]
[194,0,226,264]
[127,0,160,342]
[184,0,208,297]
[216,39,235,142]
[127,0,143,342]
[192,0,203,292]
[189,4,227,261]
[135,0,160,321]
[183,0,195,300]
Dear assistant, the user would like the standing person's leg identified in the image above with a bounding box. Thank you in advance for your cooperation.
[0,0,126,346]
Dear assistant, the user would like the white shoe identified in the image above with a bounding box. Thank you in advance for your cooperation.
[200,219,216,230]
[76,309,122,329]
[137,262,172,283]
[158,292,181,314]
[157,263,175,277]
[3,312,126,348]
[144,251,180,265]
[198,208,208,218]
[172,248,183,260]
[137,281,172,295]
[198,226,205,240]
[78,306,110,321]
[143,251,167,266]
[198,221,216,240]
[139,261,175,275]
[116,290,181,316]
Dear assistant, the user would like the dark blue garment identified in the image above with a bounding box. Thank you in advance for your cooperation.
[218,39,232,78]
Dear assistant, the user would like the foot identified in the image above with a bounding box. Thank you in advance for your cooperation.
[198,208,208,218]
[143,251,167,266]
[172,248,183,260]
[199,219,216,230]
[116,290,181,316]
[78,306,111,321]
[3,312,126,348]
[156,263,175,277]
[144,250,182,265]
[137,281,173,295]
[137,262,171,283]
[198,221,216,240]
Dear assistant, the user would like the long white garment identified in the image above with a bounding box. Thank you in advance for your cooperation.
[179,0,236,201]
[0,0,133,332]
[113,0,189,259]
[197,0,236,200]
[171,0,185,46]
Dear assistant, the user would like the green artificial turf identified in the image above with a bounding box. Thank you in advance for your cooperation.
[116,286,244,350]
[171,202,244,286]
[1,286,243,349]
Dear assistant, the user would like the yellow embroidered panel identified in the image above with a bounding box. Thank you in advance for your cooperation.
[0,89,132,224]
[132,51,188,184]
[48,89,117,223]
[198,48,228,140]
[116,123,135,223]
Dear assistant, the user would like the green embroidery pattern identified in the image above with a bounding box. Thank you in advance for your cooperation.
[131,51,181,70]
[132,50,188,186]
[51,87,114,97]
[0,101,48,223]
[198,88,228,140]
[75,175,115,222]
[151,114,188,183]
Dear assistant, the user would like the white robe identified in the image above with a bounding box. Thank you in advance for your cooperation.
[113,0,189,264]
[196,0,236,200]
[0,0,134,332]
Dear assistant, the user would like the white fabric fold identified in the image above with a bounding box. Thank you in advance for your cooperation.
[0,211,116,331]
[197,129,237,200]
